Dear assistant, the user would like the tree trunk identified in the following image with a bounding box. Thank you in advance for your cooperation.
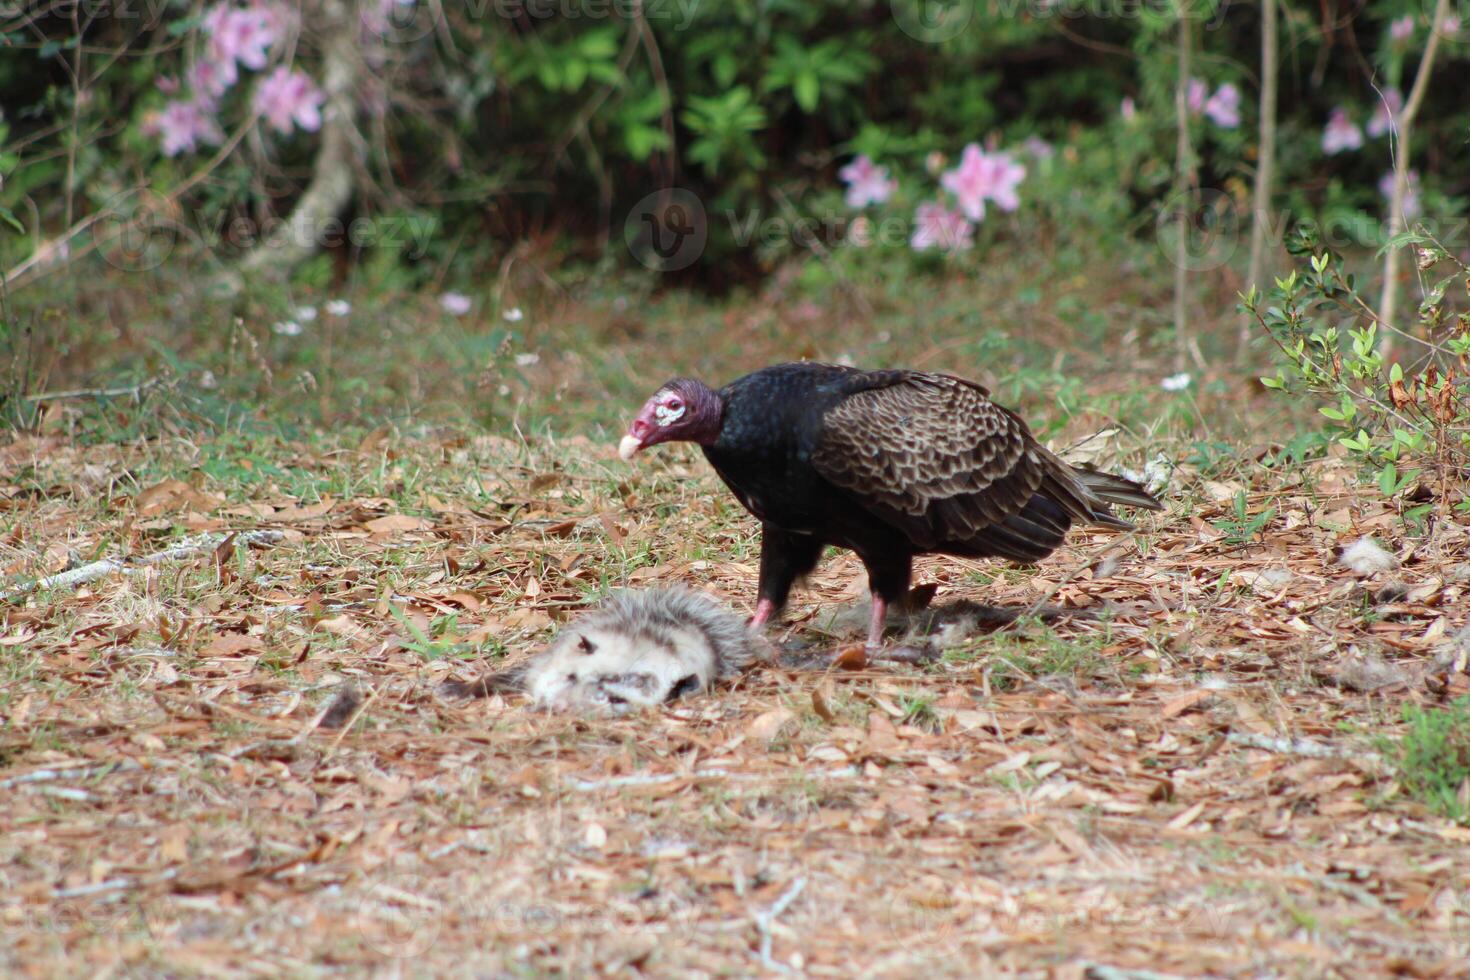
[226,0,362,289]
[1378,0,1451,344]
[1172,14,1196,372]
[1240,0,1278,357]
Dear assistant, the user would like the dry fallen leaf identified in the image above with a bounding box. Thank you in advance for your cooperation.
[748,707,795,743]
[363,514,433,536]
[200,633,262,657]
[1161,689,1213,719]
[135,479,223,516]
[811,683,837,723]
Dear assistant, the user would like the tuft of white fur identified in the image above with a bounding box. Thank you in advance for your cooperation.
[522,587,764,714]
[1339,538,1397,576]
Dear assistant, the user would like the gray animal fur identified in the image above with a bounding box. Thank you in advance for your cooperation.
[444,587,765,715]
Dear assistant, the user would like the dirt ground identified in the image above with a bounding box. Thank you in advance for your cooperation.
[2,426,1468,977]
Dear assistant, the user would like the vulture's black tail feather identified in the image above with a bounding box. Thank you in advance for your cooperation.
[1073,466,1165,520]
[969,494,1071,563]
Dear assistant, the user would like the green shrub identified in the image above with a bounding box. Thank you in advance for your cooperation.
[1390,698,1470,823]
[1245,224,1470,525]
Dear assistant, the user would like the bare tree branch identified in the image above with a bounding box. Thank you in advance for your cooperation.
[1377,0,1452,345]
[221,0,363,291]
[1241,0,1279,358]
[1172,14,1199,372]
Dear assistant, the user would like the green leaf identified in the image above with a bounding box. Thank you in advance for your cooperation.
[167,15,202,37]
[586,60,622,86]
[1422,273,1459,308]
[563,59,589,92]
[577,29,620,60]
[712,53,739,89]
[793,70,820,113]
[622,124,668,161]
[1375,228,1434,257]
[0,204,23,234]
[1378,463,1398,497]
[535,61,563,91]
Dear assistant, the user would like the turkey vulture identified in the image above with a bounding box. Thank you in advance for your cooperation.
[618,362,1163,649]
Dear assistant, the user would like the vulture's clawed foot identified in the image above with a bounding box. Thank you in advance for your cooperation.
[865,643,937,665]
[822,641,937,669]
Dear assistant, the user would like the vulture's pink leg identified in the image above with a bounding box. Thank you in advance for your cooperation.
[750,598,777,629]
[866,595,888,649]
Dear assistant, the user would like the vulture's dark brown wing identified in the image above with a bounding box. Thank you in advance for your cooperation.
[810,372,1128,559]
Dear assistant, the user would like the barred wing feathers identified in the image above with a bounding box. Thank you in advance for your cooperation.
[810,371,1151,562]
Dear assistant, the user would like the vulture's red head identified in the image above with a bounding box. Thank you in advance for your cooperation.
[619,379,722,460]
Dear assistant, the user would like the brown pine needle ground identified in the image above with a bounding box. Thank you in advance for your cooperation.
[2,417,1468,976]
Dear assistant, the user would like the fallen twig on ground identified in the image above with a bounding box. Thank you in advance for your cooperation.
[567,767,860,792]
[1226,731,1383,765]
[0,529,285,602]
[753,875,807,974]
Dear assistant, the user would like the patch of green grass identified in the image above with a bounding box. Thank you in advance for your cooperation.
[387,605,485,662]
[1385,697,1470,822]
[896,693,939,731]
[945,621,1110,691]
[1211,490,1277,547]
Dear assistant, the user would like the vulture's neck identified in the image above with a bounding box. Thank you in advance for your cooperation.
[685,381,726,445]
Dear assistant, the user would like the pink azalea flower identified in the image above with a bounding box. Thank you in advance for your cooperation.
[190,58,238,100]
[250,0,294,39]
[1367,87,1403,138]
[207,4,276,71]
[1186,78,1208,114]
[940,144,1026,222]
[837,155,897,209]
[202,4,231,37]
[910,202,973,252]
[254,67,325,134]
[363,0,416,36]
[1120,97,1137,123]
[156,75,180,95]
[1380,170,1421,220]
[147,99,224,157]
[1443,15,1461,34]
[1390,15,1414,41]
[1204,83,1241,128]
[1321,108,1363,154]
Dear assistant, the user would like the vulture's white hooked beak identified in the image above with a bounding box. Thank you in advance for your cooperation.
[618,415,655,461]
